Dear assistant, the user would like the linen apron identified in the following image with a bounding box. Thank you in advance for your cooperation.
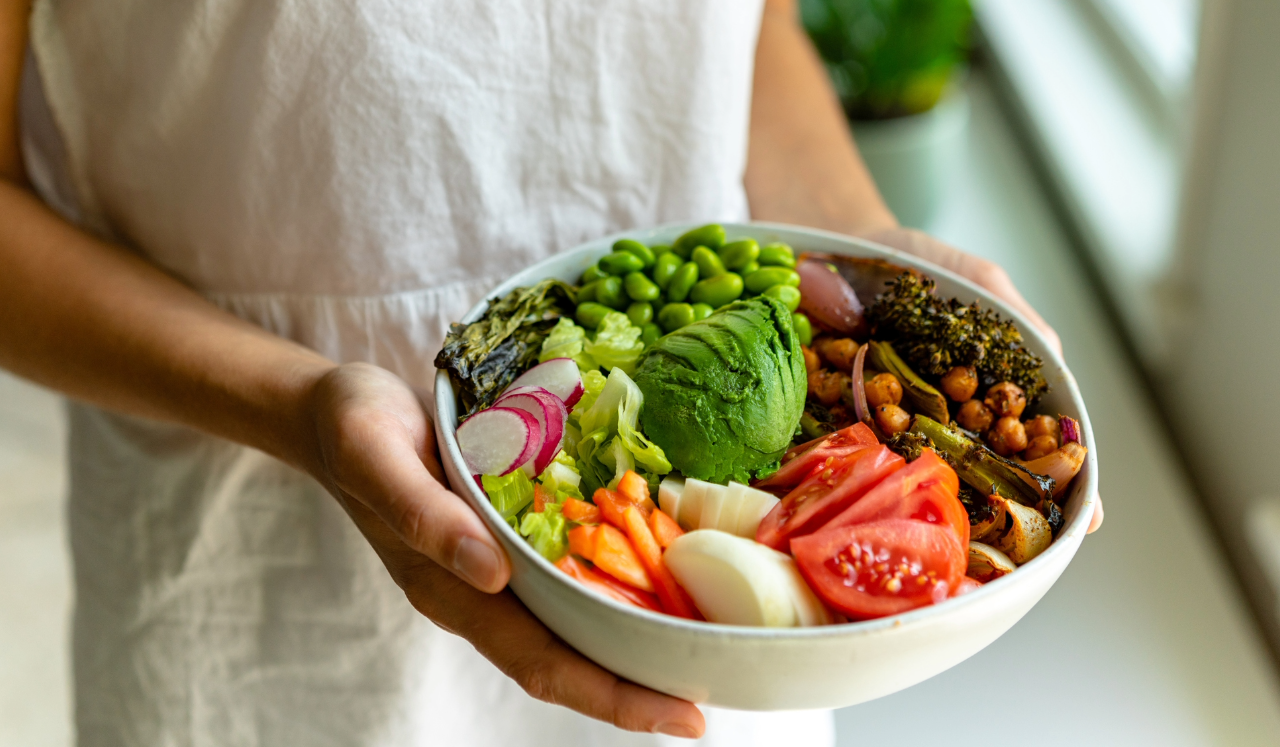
[21,0,837,745]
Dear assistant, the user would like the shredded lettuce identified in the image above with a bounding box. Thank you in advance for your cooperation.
[481,470,535,529]
[572,369,608,423]
[573,368,671,494]
[520,503,568,561]
[539,317,598,373]
[583,312,644,376]
[539,450,584,501]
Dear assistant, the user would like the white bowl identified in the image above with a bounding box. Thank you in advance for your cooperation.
[434,222,1098,710]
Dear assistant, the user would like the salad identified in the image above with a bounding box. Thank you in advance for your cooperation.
[435,225,1088,626]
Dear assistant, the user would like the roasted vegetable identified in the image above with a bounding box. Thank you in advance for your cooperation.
[967,541,1016,582]
[435,279,576,418]
[902,415,1053,510]
[992,498,1053,564]
[966,491,1005,542]
[865,341,950,424]
[868,272,1048,403]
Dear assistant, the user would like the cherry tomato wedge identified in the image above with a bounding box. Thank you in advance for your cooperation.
[755,423,878,491]
[822,449,968,548]
[755,444,905,550]
[791,519,965,620]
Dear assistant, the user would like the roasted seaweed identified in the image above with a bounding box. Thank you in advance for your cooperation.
[435,280,576,418]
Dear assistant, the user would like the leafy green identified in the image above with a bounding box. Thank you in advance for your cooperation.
[520,503,569,561]
[539,450,584,501]
[583,312,645,376]
[435,279,576,418]
[571,369,608,424]
[481,470,535,529]
[573,367,671,494]
[539,318,598,373]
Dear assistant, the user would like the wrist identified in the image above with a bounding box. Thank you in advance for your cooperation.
[255,353,339,477]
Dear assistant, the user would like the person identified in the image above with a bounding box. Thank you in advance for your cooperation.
[0,0,1102,743]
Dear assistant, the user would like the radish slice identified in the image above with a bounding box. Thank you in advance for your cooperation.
[494,387,567,476]
[456,407,540,476]
[505,358,585,408]
[797,259,864,335]
[851,342,871,426]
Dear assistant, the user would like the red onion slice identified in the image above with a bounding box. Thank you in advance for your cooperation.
[851,343,871,426]
[797,259,864,335]
[1059,416,1081,445]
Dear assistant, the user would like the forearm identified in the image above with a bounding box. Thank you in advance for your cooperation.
[0,180,334,470]
[745,0,897,236]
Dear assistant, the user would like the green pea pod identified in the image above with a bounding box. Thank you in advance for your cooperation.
[626,301,654,326]
[581,265,606,284]
[691,303,714,321]
[791,312,813,346]
[717,239,760,271]
[595,276,626,309]
[745,266,801,294]
[652,252,683,289]
[577,280,600,304]
[666,262,699,302]
[763,284,802,312]
[658,302,697,332]
[624,271,661,302]
[640,323,663,346]
[613,238,656,269]
[689,272,744,308]
[691,246,727,278]
[758,242,797,268]
[673,224,726,256]
[576,302,613,329]
[599,251,645,276]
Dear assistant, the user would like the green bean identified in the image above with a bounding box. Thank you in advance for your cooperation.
[641,323,663,346]
[624,271,660,302]
[763,284,802,312]
[626,301,654,326]
[652,252,683,289]
[717,239,759,271]
[690,272,744,308]
[692,246,726,278]
[577,280,600,304]
[599,251,645,276]
[745,266,801,294]
[673,224,726,256]
[613,239,655,269]
[576,302,613,329]
[691,303,713,321]
[581,265,606,284]
[658,302,697,332]
[666,262,699,302]
[595,276,626,309]
[791,312,813,346]
[758,242,796,268]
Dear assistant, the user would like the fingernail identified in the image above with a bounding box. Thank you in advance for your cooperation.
[656,722,699,739]
[453,537,501,590]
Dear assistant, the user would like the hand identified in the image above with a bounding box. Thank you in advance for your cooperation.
[301,363,707,737]
[860,227,1104,534]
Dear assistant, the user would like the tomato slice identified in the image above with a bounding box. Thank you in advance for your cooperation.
[791,519,965,620]
[755,444,905,550]
[754,423,879,491]
[822,449,968,548]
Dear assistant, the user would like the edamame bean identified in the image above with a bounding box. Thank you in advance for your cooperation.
[599,251,645,276]
[650,244,672,257]
[717,239,759,271]
[626,301,654,326]
[576,302,613,329]
[741,260,760,275]
[577,280,600,304]
[692,246,726,278]
[689,272,744,308]
[624,271,660,302]
[666,261,699,302]
[641,323,663,346]
[745,266,801,294]
[658,302,697,332]
[758,242,796,268]
[691,303,713,321]
[613,239,655,269]
[595,276,626,309]
[581,265,606,284]
[673,224,726,256]
[763,284,802,312]
[791,312,813,346]
[652,252,683,289]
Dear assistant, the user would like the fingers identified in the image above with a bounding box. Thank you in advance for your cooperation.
[1088,496,1105,533]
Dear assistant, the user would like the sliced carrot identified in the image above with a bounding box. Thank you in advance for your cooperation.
[617,470,657,514]
[568,524,599,561]
[562,497,601,524]
[555,556,662,612]
[532,483,548,513]
[591,524,654,592]
[592,488,630,529]
[648,508,685,550]
[622,506,701,620]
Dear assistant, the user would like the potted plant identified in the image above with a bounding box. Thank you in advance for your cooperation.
[802,0,974,228]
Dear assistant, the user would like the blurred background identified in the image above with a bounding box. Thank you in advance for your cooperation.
[5,0,1280,744]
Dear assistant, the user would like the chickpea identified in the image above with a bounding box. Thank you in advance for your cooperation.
[939,365,978,402]
[875,404,911,435]
[865,373,903,408]
[801,345,821,373]
[984,381,1027,418]
[986,416,1028,456]
[956,399,995,433]
[814,337,860,371]
[1024,414,1059,442]
[1022,435,1058,460]
[808,369,846,406]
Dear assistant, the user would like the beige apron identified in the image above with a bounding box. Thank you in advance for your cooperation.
[22,1,835,744]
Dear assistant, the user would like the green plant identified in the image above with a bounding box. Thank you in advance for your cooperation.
[801,0,973,120]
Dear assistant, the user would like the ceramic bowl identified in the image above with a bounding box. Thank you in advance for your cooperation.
[434,222,1098,710]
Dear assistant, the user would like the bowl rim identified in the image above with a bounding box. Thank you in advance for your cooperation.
[434,220,1098,640]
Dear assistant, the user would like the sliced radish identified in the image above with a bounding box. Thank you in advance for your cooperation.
[493,387,567,476]
[505,358,585,408]
[456,407,539,476]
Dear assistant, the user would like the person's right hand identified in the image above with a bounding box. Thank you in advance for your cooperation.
[299,362,707,739]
